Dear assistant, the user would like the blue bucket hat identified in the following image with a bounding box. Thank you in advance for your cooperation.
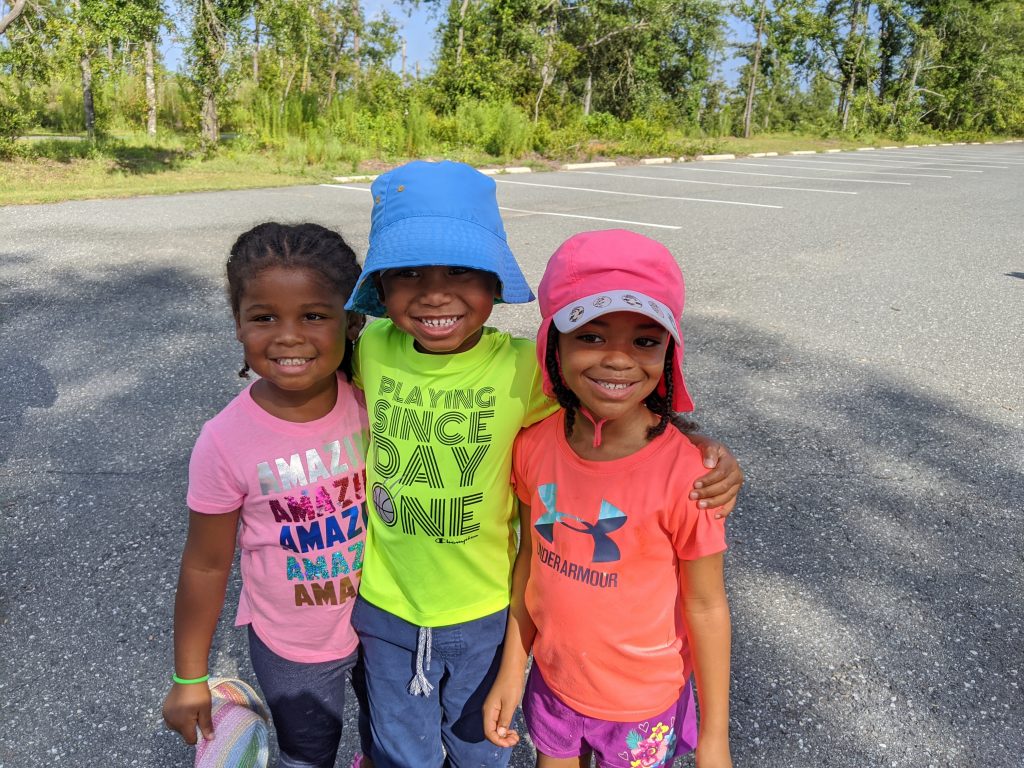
[345,160,535,317]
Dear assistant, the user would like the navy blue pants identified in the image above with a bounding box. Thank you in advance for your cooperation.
[351,596,512,768]
[248,626,371,768]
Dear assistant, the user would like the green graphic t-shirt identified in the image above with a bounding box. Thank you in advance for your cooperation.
[354,320,556,626]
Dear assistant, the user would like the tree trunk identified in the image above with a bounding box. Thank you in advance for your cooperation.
[253,17,260,82]
[838,0,865,130]
[456,0,470,66]
[301,41,310,92]
[145,39,157,136]
[350,0,361,85]
[742,0,767,139]
[201,85,219,145]
[327,26,339,105]
[533,21,557,123]
[0,0,28,35]
[80,53,96,139]
[583,70,593,115]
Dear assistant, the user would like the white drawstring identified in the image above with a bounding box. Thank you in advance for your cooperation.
[407,626,434,697]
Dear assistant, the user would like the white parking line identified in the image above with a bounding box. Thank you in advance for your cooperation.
[772,157,981,173]
[574,170,857,195]
[320,182,742,222]
[869,151,1011,169]
[494,179,783,209]
[649,166,911,185]
[883,149,1024,164]
[734,161,950,179]
[498,207,681,230]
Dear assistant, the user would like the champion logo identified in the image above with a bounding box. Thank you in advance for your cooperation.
[534,483,625,563]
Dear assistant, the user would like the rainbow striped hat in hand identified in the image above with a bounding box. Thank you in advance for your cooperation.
[194,678,270,768]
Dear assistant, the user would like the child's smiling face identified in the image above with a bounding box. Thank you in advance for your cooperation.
[557,311,670,425]
[378,265,498,354]
[235,266,350,414]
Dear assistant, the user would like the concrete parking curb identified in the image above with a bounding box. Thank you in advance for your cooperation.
[789,150,817,155]
[479,166,533,176]
[561,161,617,170]
[332,174,379,183]
[640,157,674,165]
[692,153,736,161]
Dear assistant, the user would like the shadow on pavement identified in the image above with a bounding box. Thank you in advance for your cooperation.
[0,265,1020,767]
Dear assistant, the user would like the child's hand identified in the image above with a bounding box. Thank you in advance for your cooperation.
[687,436,743,519]
[481,675,523,748]
[162,682,214,745]
[695,735,732,768]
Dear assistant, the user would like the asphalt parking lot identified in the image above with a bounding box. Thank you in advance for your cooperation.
[1,144,1022,767]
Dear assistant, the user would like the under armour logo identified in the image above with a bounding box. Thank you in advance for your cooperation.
[534,484,625,563]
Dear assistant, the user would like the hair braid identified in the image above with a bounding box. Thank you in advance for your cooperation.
[643,345,674,439]
[544,329,581,438]
[643,339,699,437]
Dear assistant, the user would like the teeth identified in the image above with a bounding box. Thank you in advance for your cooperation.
[277,358,309,366]
[421,317,458,328]
[597,381,631,390]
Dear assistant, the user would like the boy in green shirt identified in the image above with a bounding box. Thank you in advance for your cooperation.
[345,160,742,767]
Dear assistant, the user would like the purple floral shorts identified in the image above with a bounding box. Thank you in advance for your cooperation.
[521,665,697,768]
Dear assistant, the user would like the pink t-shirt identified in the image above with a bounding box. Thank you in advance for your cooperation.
[187,373,368,663]
[512,411,727,721]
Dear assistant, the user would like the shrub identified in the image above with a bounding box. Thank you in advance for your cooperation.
[0,101,26,159]
[404,101,432,156]
[486,102,531,158]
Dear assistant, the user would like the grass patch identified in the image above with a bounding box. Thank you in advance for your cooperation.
[0,135,353,204]
[2,129,1018,205]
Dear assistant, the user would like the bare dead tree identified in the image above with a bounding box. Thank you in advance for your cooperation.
[0,0,28,36]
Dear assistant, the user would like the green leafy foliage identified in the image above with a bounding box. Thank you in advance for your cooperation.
[1,0,1021,173]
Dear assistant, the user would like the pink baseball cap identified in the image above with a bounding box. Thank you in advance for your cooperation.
[537,229,694,412]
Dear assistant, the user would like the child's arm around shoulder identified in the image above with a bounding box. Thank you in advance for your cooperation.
[686,432,744,520]
[482,500,537,748]
[680,550,732,768]
[162,509,240,745]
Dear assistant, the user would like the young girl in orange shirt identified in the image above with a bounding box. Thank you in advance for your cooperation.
[483,229,733,768]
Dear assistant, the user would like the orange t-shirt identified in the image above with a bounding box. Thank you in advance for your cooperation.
[512,411,727,721]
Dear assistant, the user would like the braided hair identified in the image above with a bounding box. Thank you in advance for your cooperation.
[227,222,362,381]
[544,329,697,441]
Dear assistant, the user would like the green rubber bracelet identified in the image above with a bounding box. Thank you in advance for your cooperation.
[172,673,210,685]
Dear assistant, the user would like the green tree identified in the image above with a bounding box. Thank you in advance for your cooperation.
[184,0,252,144]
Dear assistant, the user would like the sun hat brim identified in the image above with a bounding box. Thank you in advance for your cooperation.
[551,290,681,345]
[345,216,534,317]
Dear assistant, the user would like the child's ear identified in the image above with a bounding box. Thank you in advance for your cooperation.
[347,312,366,341]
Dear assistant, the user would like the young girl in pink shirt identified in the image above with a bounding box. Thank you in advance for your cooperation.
[162,223,372,768]
[483,229,733,768]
